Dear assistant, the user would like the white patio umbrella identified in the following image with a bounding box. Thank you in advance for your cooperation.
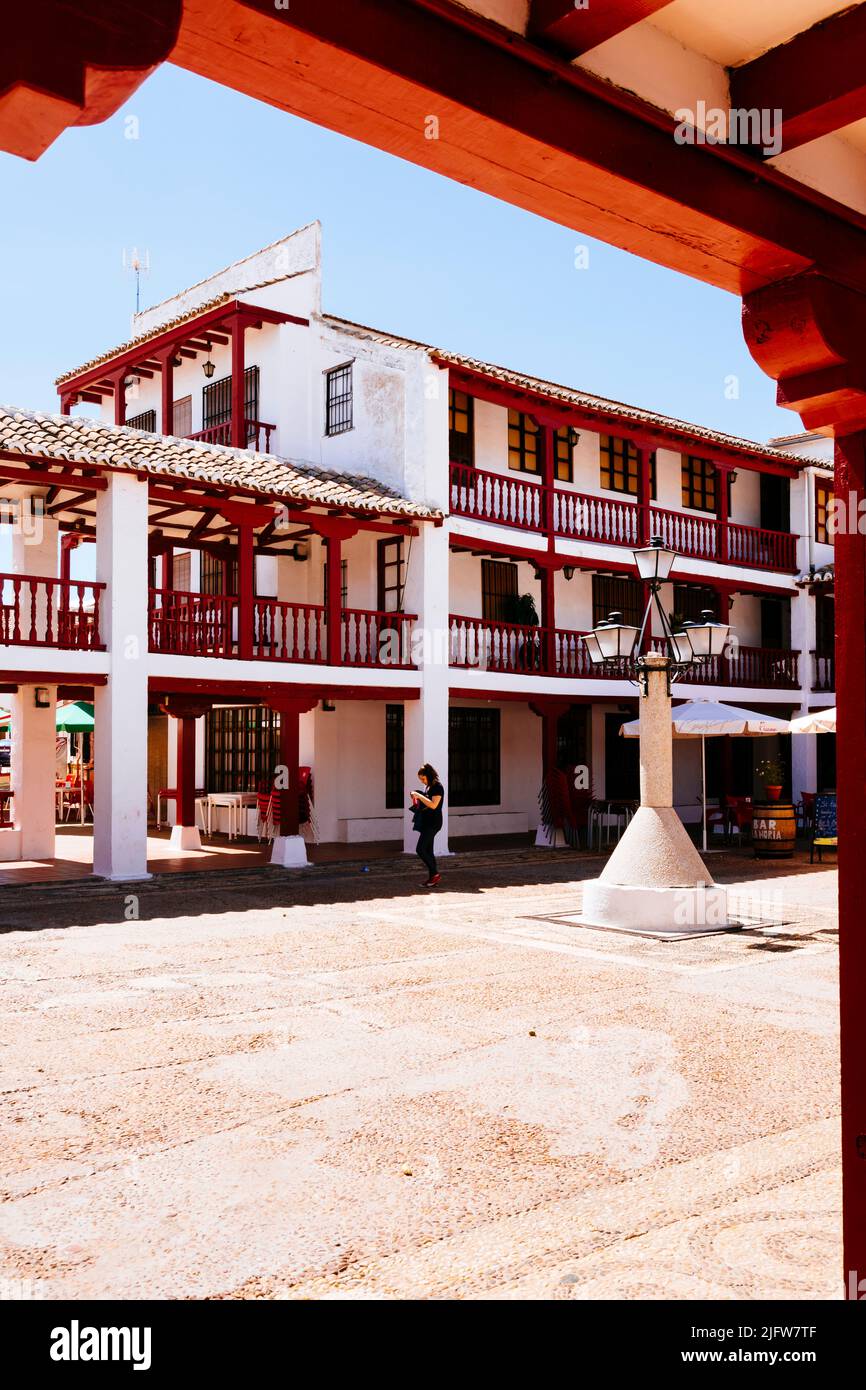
[789,707,836,735]
[620,698,791,852]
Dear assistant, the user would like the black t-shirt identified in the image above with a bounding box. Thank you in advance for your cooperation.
[417,781,444,831]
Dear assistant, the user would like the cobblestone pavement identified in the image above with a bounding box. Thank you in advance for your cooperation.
[0,848,840,1300]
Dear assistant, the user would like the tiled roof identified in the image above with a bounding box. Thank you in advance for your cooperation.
[0,407,441,520]
[323,314,825,468]
[55,277,294,387]
[796,564,835,587]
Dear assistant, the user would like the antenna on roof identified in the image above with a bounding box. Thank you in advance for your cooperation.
[122,247,151,315]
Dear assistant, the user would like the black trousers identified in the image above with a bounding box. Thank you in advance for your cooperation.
[416,826,438,877]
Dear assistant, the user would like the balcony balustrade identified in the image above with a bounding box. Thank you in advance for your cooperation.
[148,590,415,669]
[186,417,275,452]
[0,574,104,649]
[449,614,799,688]
[812,650,835,692]
[449,462,798,573]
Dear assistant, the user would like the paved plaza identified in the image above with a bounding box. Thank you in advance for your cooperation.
[0,848,841,1300]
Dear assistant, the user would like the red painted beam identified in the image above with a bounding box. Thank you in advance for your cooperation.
[530,0,673,57]
[731,3,866,154]
[0,0,181,160]
[167,0,866,299]
[148,676,421,701]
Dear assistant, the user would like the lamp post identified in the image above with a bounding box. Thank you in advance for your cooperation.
[577,537,732,935]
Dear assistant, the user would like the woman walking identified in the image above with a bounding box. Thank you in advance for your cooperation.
[411,764,445,887]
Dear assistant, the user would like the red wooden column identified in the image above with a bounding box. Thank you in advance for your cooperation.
[160,697,212,847]
[538,563,557,675]
[309,516,360,666]
[111,369,127,426]
[158,348,175,435]
[229,314,246,449]
[236,523,255,660]
[637,445,653,545]
[59,394,73,416]
[835,429,866,1289]
[717,587,731,683]
[715,462,731,563]
[536,419,557,673]
[161,546,174,592]
[268,697,318,865]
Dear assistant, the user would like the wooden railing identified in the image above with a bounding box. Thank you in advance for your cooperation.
[149,589,236,656]
[252,599,325,663]
[450,614,799,687]
[449,463,798,573]
[728,522,797,572]
[341,609,416,668]
[812,650,835,692]
[449,461,545,530]
[553,490,640,546]
[0,575,104,649]
[187,417,275,452]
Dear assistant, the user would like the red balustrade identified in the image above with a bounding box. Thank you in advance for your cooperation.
[341,609,416,668]
[674,644,800,689]
[812,651,835,692]
[650,505,719,562]
[149,589,236,656]
[728,522,797,571]
[450,614,545,674]
[0,574,104,649]
[187,417,275,451]
[553,489,639,546]
[450,461,546,530]
[252,599,325,662]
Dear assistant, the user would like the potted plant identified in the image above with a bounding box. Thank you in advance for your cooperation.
[756,756,786,802]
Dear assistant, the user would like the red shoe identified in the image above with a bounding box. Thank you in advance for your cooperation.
[425,873,441,887]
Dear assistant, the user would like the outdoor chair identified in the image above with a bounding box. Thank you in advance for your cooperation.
[726,796,753,846]
[797,791,816,837]
[810,794,838,863]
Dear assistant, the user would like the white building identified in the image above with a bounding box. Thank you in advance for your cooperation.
[0,223,835,877]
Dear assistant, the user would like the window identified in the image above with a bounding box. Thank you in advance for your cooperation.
[377,538,404,612]
[202,366,259,438]
[508,410,540,474]
[385,704,404,809]
[599,436,656,497]
[127,409,156,432]
[449,707,500,806]
[816,593,835,657]
[205,706,281,794]
[481,559,519,622]
[322,558,348,608]
[556,705,589,772]
[592,574,643,629]
[173,551,191,592]
[172,395,192,437]
[672,585,720,623]
[682,455,716,512]
[554,426,573,483]
[760,597,786,650]
[815,481,835,544]
[201,552,238,596]
[325,362,353,436]
[449,389,474,467]
[605,713,639,800]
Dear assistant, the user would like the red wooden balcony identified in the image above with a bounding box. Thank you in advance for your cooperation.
[449,614,799,688]
[0,574,104,649]
[449,462,798,573]
[812,650,835,692]
[148,591,416,668]
[187,417,275,452]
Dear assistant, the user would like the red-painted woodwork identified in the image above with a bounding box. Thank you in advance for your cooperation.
[530,0,673,58]
[229,315,246,450]
[0,574,104,649]
[732,4,866,154]
[187,418,274,451]
[341,609,416,670]
[253,599,326,663]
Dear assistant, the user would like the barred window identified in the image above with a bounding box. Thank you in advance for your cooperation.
[385,704,404,809]
[449,707,500,806]
[325,362,353,436]
[205,706,281,794]
[202,366,259,442]
[592,574,643,629]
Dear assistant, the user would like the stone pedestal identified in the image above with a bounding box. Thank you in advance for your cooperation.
[270,834,309,868]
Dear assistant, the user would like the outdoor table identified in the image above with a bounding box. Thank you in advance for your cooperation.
[205,791,258,840]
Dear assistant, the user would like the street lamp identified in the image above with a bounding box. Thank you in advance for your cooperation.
[580,538,731,692]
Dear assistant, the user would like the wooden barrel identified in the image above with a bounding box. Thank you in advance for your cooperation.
[752,802,796,858]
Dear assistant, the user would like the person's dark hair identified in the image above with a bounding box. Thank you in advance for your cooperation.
[418,763,439,784]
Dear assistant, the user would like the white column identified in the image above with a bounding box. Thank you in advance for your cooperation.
[92,474,151,881]
[403,522,450,856]
[11,503,58,641]
[10,685,56,859]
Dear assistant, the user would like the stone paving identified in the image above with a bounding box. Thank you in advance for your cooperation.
[0,847,841,1300]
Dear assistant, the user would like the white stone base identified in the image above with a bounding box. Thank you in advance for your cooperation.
[0,828,23,862]
[169,824,202,852]
[581,880,730,934]
[269,834,310,868]
[535,825,567,848]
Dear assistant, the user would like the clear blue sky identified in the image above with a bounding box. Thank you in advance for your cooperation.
[0,63,795,443]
